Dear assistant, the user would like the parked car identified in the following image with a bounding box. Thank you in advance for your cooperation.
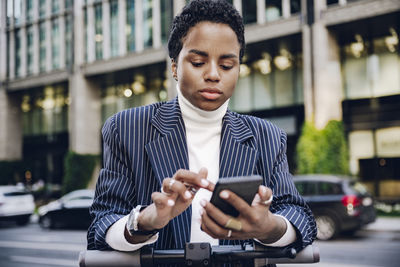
[0,185,35,225]
[293,174,376,240]
[38,189,94,229]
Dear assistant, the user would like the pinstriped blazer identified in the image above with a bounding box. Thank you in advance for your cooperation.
[87,97,317,252]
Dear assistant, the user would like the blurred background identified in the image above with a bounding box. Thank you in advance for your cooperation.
[0,0,399,266]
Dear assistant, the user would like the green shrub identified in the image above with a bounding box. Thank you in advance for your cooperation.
[296,120,349,175]
[62,151,100,194]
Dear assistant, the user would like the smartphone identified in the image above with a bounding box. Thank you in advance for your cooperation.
[209,175,263,217]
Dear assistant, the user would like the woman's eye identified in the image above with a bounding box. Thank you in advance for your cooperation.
[221,65,233,70]
[191,62,204,67]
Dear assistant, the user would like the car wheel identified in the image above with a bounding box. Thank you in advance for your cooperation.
[40,215,54,229]
[315,214,338,240]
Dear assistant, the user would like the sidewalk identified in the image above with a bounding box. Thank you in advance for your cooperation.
[364,216,400,232]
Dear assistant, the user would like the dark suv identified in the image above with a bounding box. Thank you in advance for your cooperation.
[293,174,376,240]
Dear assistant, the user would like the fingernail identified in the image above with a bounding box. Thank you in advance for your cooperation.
[167,199,175,206]
[200,199,207,207]
[201,179,209,186]
[220,191,229,199]
[185,190,192,199]
[261,186,267,195]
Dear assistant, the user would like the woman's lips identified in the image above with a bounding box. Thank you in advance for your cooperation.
[199,89,222,100]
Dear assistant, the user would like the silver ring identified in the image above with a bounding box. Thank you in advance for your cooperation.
[168,179,176,191]
[227,229,232,238]
[263,194,273,205]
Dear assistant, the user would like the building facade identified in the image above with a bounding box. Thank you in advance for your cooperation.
[0,0,399,200]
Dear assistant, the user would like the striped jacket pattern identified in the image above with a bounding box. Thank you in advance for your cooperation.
[87,97,317,253]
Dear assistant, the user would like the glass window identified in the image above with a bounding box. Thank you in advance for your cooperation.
[65,14,73,67]
[39,0,46,18]
[110,0,119,57]
[95,4,103,60]
[143,0,153,48]
[65,0,73,10]
[7,0,13,27]
[327,0,339,5]
[51,18,60,69]
[161,0,173,44]
[318,182,343,195]
[290,0,301,14]
[26,0,33,22]
[15,29,21,77]
[242,0,257,24]
[265,0,281,22]
[84,8,88,62]
[126,0,135,52]
[52,0,59,14]
[14,0,22,25]
[27,26,34,75]
[39,22,46,72]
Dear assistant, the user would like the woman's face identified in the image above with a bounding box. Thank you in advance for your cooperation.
[172,21,241,111]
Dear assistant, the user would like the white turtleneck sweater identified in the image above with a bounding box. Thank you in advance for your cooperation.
[105,86,296,251]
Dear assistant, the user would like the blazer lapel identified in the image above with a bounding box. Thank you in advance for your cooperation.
[219,111,257,178]
[145,98,192,248]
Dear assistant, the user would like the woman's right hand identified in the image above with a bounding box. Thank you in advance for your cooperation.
[137,167,214,231]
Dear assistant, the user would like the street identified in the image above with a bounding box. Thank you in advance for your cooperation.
[0,217,399,267]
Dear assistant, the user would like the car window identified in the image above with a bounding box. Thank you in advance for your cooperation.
[350,181,369,195]
[4,191,31,197]
[294,181,318,196]
[317,182,343,195]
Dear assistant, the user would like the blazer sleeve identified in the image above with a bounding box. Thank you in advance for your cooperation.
[267,129,317,251]
[87,114,136,250]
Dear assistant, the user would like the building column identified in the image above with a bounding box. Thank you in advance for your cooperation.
[102,0,110,60]
[118,0,127,56]
[152,0,161,48]
[87,1,95,63]
[69,0,101,155]
[0,90,22,161]
[233,0,242,15]
[173,0,185,16]
[256,0,265,24]
[282,0,291,18]
[32,0,40,75]
[134,0,143,52]
[68,74,102,154]
[312,0,343,129]
[0,0,7,80]
[9,31,15,80]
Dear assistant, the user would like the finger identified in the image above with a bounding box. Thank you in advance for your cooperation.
[162,178,193,201]
[258,186,273,206]
[219,190,253,218]
[152,192,175,208]
[173,169,213,191]
[201,208,231,239]
[201,200,232,230]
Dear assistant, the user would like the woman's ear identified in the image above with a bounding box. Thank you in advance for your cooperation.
[171,59,178,81]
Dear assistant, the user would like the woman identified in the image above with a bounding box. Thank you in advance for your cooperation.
[87,0,316,258]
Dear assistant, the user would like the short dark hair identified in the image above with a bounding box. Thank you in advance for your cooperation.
[167,0,245,62]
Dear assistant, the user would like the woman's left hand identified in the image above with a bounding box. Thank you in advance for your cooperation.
[199,185,287,243]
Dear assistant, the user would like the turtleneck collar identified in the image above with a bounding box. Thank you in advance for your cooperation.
[177,85,229,126]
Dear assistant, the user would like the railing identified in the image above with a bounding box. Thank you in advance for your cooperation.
[79,242,319,267]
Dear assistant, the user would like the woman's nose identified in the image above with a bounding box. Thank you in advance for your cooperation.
[204,62,220,82]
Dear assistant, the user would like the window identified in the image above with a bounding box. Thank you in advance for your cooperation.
[26,0,33,22]
[290,0,301,15]
[242,0,257,24]
[51,18,60,69]
[161,0,173,44]
[14,0,22,25]
[39,22,46,72]
[15,29,21,77]
[95,4,103,60]
[52,0,59,14]
[126,0,135,51]
[27,26,34,75]
[143,0,153,48]
[7,0,13,27]
[39,0,46,18]
[110,0,119,57]
[84,8,88,62]
[265,0,281,22]
[65,14,73,67]
[318,182,343,195]
[65,0,73,10]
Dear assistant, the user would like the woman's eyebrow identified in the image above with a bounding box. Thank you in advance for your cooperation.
[188,49,238,60]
